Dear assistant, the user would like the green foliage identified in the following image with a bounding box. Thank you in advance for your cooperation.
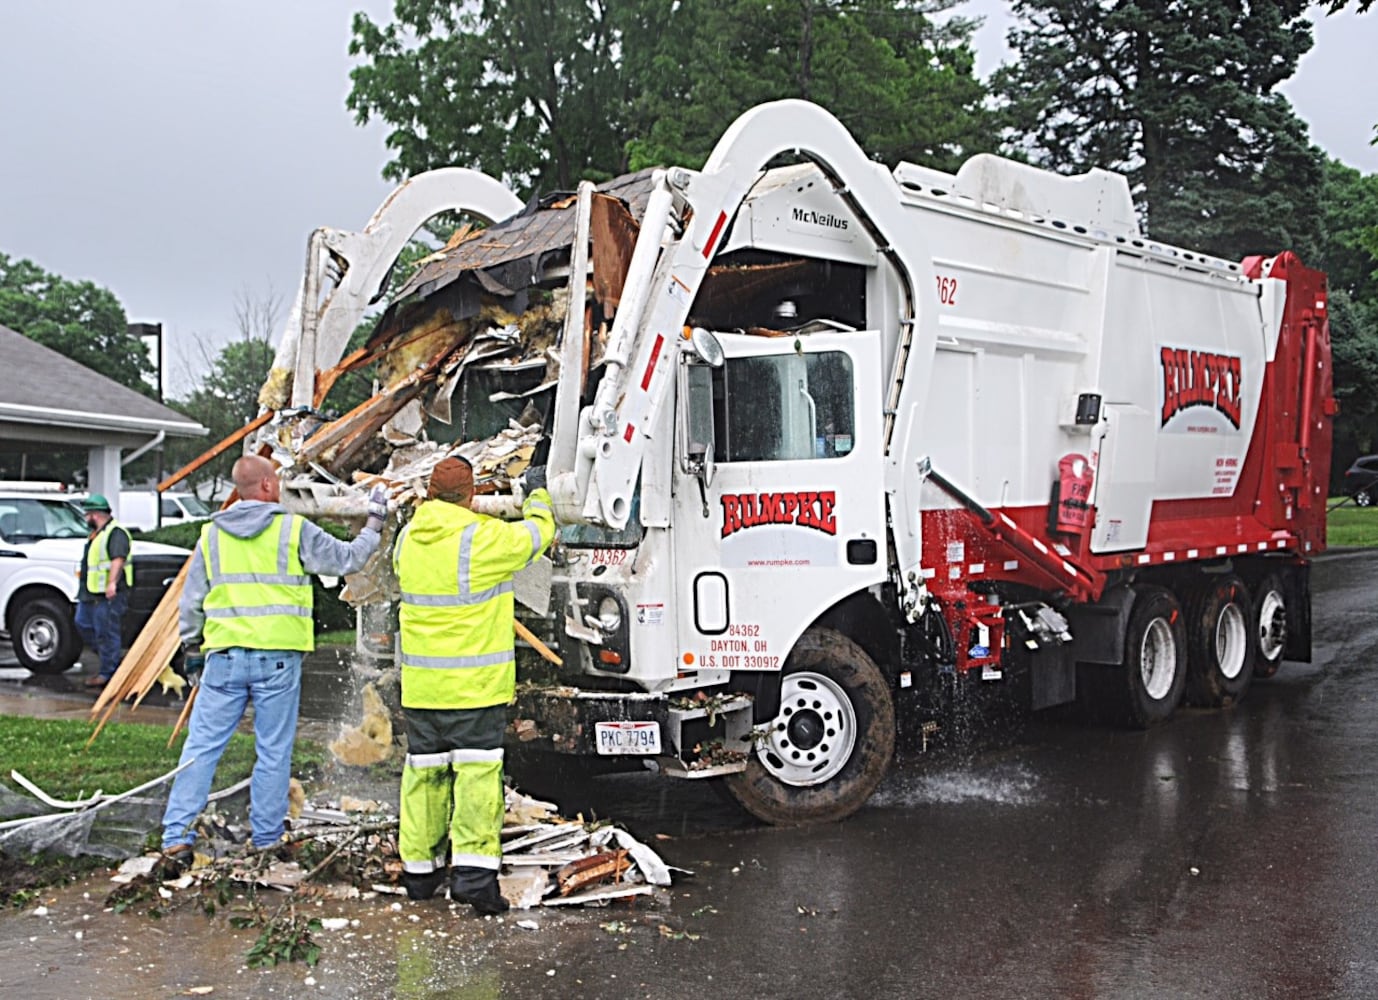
[241,911,323,968]
[1327,290,1378,483]
[0,251,156,397]
[1315,159,1378,301]
[993,0,1325,261]
[628,0,996,174]
[348,0,995,198]
[349,0,633,194]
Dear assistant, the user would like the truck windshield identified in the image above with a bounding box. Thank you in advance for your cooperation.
[715,350,854,462]
[0,498,89,541]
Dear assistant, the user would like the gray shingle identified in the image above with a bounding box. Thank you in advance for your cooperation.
[0,324,204,434]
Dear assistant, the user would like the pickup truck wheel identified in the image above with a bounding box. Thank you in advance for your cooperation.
[724,628,894,825]
[1184,575,1255,707]
[11,595,82,675]
[1252,573,1288,680]
[1122,587,1187,727]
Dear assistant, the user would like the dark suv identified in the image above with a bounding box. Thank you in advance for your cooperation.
[1342,455,1378,507]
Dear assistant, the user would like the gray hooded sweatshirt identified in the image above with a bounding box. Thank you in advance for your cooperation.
[179,500,380,648]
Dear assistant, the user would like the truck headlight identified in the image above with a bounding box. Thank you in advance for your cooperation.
[597,597,623,633]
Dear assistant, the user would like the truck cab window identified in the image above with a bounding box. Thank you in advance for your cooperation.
[715,351,854,462]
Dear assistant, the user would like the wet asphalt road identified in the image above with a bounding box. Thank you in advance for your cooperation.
[2,552,1377,997]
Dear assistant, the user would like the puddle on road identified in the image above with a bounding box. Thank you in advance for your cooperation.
[2,873,668,999]
[871,761,1040,808]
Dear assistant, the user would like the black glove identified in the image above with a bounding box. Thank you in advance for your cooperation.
[521,465,547,493]
[365,485,389,532]
[183,651,205,688]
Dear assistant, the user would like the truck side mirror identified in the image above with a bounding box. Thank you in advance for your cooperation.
[679,359,718,495]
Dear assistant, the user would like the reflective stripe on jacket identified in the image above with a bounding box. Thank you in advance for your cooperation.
[395,489,555,710]
[85,519,133,593]
[200,514,314,652]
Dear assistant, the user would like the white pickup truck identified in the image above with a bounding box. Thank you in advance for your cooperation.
[0,491,189,674]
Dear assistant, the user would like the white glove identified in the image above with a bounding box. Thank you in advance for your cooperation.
[365,485,389,532]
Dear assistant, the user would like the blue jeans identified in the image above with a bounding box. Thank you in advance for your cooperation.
[162,647,304,849]
[74,593,127,680]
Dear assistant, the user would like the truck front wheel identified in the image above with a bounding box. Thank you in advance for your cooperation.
[11,595,82,675]
[724,628,894,825]
[1122,587,1187,727]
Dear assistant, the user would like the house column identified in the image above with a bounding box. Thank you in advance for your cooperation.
[87,445,122,519]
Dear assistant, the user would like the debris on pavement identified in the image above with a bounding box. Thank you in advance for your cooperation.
[105,783,680,916]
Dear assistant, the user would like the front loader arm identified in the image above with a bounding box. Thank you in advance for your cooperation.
[263,168,525,411]
[575,99,940,596]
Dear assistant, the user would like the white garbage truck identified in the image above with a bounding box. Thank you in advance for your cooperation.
[264,100,1333,824]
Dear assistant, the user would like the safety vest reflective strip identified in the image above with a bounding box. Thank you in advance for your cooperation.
[397,491,555,710]
[85,520,133,593]
[200,515,314,652]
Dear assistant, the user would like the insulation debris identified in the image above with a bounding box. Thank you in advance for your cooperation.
[328,683,395,766]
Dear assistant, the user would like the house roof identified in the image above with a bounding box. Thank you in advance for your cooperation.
[0,323,206,439]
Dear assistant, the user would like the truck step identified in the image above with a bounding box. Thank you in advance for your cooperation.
[654,756,748,779]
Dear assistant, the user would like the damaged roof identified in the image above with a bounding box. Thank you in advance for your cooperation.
[395,169,660,304]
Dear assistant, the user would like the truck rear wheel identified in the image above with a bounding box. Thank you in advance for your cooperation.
[1122,587,1187,727]
[11,595,82,675]
[1185,575,1255,707]
[724,628,894,825]
[1252,573,1288,680]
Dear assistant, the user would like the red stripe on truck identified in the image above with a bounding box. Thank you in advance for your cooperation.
[703,211,728,259]
[640,334,665,391]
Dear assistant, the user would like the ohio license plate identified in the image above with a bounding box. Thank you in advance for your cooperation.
[595,721,661,756]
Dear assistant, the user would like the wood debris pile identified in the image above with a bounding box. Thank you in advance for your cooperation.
[108,785,678,911]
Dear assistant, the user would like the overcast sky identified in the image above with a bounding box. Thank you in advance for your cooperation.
[1,2,1375,399]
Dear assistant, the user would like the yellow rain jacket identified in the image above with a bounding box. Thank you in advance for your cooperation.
[395,489,555,710]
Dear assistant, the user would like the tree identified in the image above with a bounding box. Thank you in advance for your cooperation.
[347,0,995,198]
[1314,159,1378,302]
[993,0,1326,261]
[161,288,282,498]
[625,0,994,174]
[348,0,639,195]
[0,252,156,397]
[1312,160,1378,486]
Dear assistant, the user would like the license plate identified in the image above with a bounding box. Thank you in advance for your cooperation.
[595,721,661,756]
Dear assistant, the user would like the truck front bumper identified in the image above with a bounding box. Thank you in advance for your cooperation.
[510,685,755,778]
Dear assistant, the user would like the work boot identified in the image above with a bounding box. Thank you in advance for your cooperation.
[451,877,509,916]
[157,844,193,879]
[402,869,447,901]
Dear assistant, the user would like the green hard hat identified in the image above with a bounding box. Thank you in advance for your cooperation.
[81,494,112,513]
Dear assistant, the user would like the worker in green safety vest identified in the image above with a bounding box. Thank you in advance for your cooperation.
[392,455,556,914]
[158,455,386,872]
[75,494,133,688]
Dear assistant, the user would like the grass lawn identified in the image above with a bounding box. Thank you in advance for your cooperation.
[1326,501,1378,548]
[0,716,327,801]
[314,628,356,647]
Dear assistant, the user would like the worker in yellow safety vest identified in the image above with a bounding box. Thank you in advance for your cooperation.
[392,456,555,914]
[158,455,385,872]
[75,494,133,688]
